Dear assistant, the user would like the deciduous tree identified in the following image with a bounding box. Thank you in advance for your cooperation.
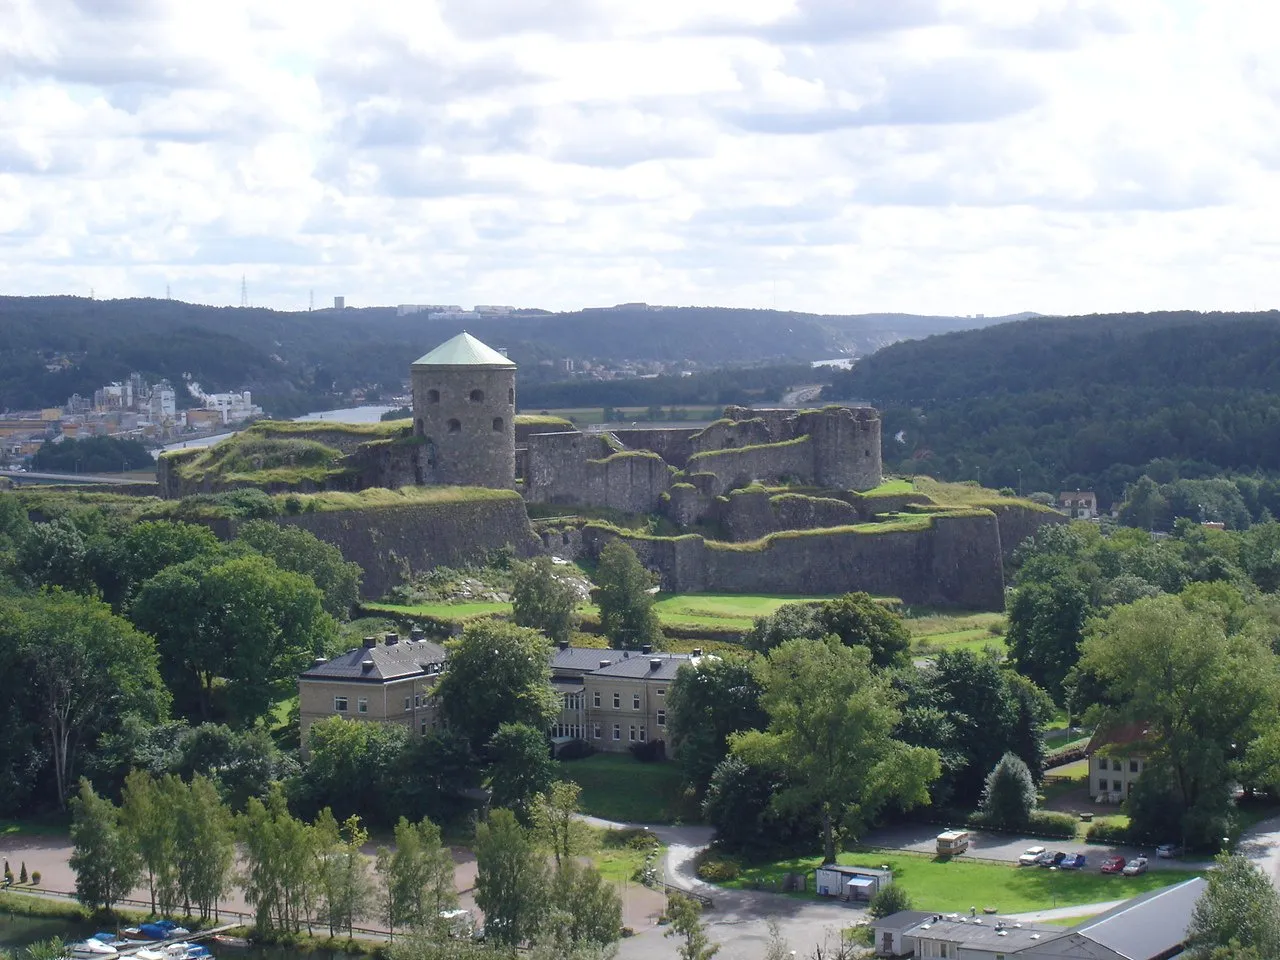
[474,809,547,947]
[1187,855,1280,958]
[236,520,362,618]
[730,638,940,864]
[69,779,141,912]
[592,540,662,650]
[666,656,766,796]
[664,892,719,960]
[512,556,580,646]
[375,816,457,939]
[486,723,555,824]
[435,620,559,754]
[531,780,594,866]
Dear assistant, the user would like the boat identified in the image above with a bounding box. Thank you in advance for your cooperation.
[69,939,119,960]
[138,922,189,940]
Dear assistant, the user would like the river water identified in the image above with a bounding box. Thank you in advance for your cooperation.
[0,914,363,960]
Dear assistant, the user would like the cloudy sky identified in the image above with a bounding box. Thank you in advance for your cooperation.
[2,0,1278,316]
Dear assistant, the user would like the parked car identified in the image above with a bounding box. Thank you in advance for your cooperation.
[1018,846,1046,866]
[1060,853,1087,870]
[1037,850,1067,868]
[1156,843,1183,859]
[1101,856,1127,874]
[1123,856,1149,875]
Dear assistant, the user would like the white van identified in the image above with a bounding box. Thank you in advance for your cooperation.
[936,829,970,856]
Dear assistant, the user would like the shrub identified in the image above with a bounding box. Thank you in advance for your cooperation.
[869,883,913,919]
[557,738,596,761]
[630,739,666,763]
[18,863,26,884]
[694,851,741,883]
[30,871,41,886]
[980,753,1037,829]
[1086,820,1133,844]
[602,827,661,850]
[967,808,1077,839]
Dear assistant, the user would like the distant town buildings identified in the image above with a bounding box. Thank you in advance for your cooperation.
[396,304,515,319]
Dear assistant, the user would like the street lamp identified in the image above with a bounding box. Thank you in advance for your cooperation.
[1049,866,1058,907]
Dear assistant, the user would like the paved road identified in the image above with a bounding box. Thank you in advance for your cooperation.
[1237,813,1280,884]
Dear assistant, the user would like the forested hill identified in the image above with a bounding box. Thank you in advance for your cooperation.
[0,295,1028,415]
[823,310,1280,506]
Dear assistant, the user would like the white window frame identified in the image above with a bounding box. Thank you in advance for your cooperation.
[613,692,620,709]
[612,723,620,741]
[657,709,666,727]
[358,697,368,714]
[629,725,636,742]
[404,696,411,712]
[593,722,601,740]
[633,693,641,710]
[593,691,601,707]
[334,696,348,712]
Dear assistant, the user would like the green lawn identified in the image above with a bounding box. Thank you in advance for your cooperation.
[555,754,691,824]
[367,592,838,635]
[723,851,1200,914]
[591,840,667,884]
[906,611,1007,656]
[0,814,69,838]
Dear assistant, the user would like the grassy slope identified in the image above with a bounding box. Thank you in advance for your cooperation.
[555,754,690,823]
[906,611,1007,655]
[725,851,1200,914]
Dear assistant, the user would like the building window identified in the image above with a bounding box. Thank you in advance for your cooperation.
[470,389,484,402]
[334,697,348,712]
[1112,780,1121,792]
[1098,779,1107,792]
[656,688,665,697]
[657,709,666,727]
[593,723,601,739]
[415,694,422,707]
[425,438,437,467]
[1129,759,1139,773]
[593,691,601,707]
[633,693,641,710]
[492,417,503,432]
[639,726,646,742]
[421,719,429,735]
[358,698,368,714]
[447,418,461,433]
[1098,757,1108,770]
[404,696,411,712]
[613,692,620,709]
[612,724,620,741]
[427,389,440,403]
[629,725,636,742]
[508,387,514,404]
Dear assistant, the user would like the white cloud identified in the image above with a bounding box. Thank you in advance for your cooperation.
[0,0,1277,316]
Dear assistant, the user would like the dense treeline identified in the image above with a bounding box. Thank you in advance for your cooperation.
[517,363,815,411]
[31,436,154,473]
[0,295,1011,414]
[823,311,1280,506]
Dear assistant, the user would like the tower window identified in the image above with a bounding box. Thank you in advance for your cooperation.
[447,419,461,434]
[416,418,424,436]
[427,389,440,403]
[508,387,514,404]
[492,417,503,432]
[425,439,437,467]
[469,389,484,403]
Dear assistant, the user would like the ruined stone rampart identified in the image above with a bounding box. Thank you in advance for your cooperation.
[266,495,539,599]
[581,511,1006,610]
[986,502,1068,561]
[607,428,698,468]
[684,436,814,495]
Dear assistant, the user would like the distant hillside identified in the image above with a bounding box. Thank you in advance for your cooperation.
[0,295,1027,415]
[823,310,1280,505]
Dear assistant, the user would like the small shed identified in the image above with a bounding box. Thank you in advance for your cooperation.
[814,864,892,901]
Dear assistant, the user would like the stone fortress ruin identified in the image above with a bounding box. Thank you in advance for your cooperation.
[156,331,1063,609]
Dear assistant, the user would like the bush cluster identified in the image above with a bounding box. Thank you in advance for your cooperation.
[694,851,741,883]
[1085,820,1133,844]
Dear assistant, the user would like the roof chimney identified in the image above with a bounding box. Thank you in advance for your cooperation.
[558,640,570,650]
[361,658,374,672]
[384,632,399,646]
[650,658,662,671]
[410,625,425,641]
[599,659,612,669]
[363,636,377,649]
[641,644,653,655]
[312,657,327,667]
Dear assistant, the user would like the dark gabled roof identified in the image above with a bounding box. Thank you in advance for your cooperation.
[590,652,696,681]
[1070,877,1206,960]
[550,646,618,674]
[1086,720,1154,757]
[301,638,448,683]
[873,910,936,934]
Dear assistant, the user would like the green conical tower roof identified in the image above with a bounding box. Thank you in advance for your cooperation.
[412,331,515,368]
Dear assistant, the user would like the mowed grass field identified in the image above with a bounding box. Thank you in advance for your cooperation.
[366,592,839,634]
[906,610,1007,656]
[555,754,692,823]
[724,851,1199,914]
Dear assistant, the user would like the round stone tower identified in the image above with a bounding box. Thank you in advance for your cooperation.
[410,331,516,488]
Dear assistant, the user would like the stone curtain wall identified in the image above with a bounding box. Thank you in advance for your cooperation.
[986,502,1068,561]
[582,511,1006,610]
[269,495,539,599]
[685,436,814,495]
[719,490,859,541]
[606,428,699,468]
[526,432,675,513]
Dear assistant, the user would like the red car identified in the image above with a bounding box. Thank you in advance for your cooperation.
[1100,856,1126,874]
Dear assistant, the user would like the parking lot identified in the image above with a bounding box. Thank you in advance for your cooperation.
[861,822,1210,872]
